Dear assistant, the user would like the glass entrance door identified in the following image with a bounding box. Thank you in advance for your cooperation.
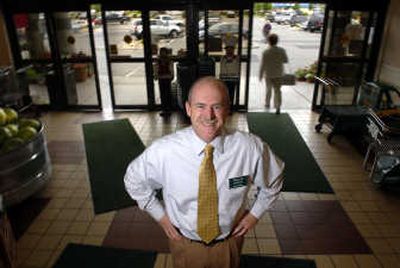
[12,13,53,106]
[149,10,187,110]
[102,9,150,108]
[13,10,101,109]
[312,9,378,109]
[11,10,102,109]
[53,11,101,107]
[198,9,251,110]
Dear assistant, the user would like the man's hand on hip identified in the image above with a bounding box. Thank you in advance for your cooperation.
[158,215,183,241]
[231,213,258,237]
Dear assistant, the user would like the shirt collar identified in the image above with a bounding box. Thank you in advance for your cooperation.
[190,127,225,156]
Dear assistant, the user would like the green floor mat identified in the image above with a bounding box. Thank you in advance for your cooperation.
[53,244,157,268]
[83,119,145,214]
[247,112,333,193]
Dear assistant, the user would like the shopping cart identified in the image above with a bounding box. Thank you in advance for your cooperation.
[315,81,400,143]
[364,108,400,186]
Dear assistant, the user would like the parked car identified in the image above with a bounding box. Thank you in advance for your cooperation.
[131,19,183,39]
[226,11,236,18]
[71,19,88,31]
[104,11,130,24]
[154,15,185,27]
[289,14,309,27]
[199,22,248,41]
[305,14,324,32]
[265,11,276,22]
[274,11,295,24]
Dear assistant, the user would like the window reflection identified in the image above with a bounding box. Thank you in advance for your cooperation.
[13,13,51,60]
[149,10,186,57]
[106,10,144,59]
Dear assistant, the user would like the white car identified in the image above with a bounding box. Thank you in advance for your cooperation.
[71,19,88,31]
[274,11,295,24]
[131,19,183,39]
[154,15,185,27]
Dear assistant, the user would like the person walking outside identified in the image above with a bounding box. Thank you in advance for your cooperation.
[259,34,288,114]
[262,20,272,42]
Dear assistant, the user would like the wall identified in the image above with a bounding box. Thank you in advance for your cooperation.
[378,0,400,87]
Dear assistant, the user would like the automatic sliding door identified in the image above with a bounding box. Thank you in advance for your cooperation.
[149,10,186,108]
[12,11,101,109]
[53,11,101,107]
[103,10,149,108]
[313,10,378,108]
[12,13,52,105]
[199,9,250,110]
[111,62,147,105]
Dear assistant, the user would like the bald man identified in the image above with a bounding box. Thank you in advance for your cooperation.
[124,76,284,268]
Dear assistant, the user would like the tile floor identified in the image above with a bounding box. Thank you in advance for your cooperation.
[13,109,400,268]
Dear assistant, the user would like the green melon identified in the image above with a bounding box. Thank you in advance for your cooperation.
[0,108,7,126]
[19,118,41,130]
[5,124,19,137]
[3,108,18,124]
[1,137,24,153]
[0,126,13,145]
[17,126,38,142]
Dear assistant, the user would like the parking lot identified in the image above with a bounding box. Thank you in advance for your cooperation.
[68,14,322,109]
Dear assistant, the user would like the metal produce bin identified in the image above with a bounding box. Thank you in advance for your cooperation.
[0,123,51,207]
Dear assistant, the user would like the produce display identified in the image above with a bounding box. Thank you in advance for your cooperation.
[295,61,317,83]
[0,107,41,154]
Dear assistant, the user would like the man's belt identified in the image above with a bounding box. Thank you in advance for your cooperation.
[189,237,229,247]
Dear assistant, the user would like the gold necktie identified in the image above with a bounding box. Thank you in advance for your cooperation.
[197,144,220,244]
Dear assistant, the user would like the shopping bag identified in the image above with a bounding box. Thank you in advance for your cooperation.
[281,73,296,85]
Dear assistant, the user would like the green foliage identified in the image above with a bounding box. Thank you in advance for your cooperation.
[254,3,272,12]
[91,4,101,13]
[125,10,141,18]
[295,61,318,83]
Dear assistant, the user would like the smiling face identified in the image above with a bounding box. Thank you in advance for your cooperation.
[185,78,230,143]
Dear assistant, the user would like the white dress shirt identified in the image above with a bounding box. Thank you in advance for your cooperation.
[124,127,284,241]
[220,55,240,78]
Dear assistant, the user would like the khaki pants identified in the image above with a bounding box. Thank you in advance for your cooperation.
[169,236,244,268]
[265,77,282,109]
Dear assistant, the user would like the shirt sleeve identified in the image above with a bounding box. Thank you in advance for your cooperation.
[124,148,165,221]
[250,140,284,219]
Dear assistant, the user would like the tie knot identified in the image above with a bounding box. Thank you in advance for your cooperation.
[204,144,214,156]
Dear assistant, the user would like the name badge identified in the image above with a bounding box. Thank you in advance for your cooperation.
[229,175,249,189]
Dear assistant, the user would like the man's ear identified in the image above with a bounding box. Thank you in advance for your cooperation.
[185,101,192,117]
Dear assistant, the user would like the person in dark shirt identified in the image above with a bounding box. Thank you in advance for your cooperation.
[154,47,174,117]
